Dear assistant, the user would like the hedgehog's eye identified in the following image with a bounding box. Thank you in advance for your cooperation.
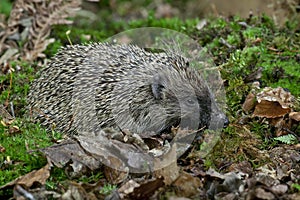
[186,98,196,105]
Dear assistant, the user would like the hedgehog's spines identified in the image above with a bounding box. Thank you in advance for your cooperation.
[28,43,217,135]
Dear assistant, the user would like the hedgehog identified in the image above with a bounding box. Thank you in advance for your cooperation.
[27,43,228,136]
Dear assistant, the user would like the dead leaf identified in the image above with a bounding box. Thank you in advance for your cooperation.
[1,0,82,63]
[255,187,275,200]
[39,139,101,176]
[269,146,300,181]
[0,145,5,153]
[290,112,300,121]
[0,104,14,125]
[242,92,256,112]
[76,134,154,173]
[118,180,140,196]
[0,164,50,190]
[270,184,288,195]
[104,157,129,184]
[61,181,97,200]
[256,87,294,110]
[253,100,291,118]
[172,172,203,197]
[153,144,179,185]
[269,116,291,136]
[126,178,164,200]
[228,161,253,175]
[252,37,263,44]
[112,178,165,200]
[206,168,247,199]
[9,125,21,134]
[0,48,18,65]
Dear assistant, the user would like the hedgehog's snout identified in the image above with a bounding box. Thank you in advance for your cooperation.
[223,116,229,128]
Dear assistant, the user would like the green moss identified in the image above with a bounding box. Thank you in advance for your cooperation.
[0,61,36,116]
[0,120,59,185]
[0,0,12,17]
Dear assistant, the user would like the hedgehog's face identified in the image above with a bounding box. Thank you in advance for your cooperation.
[151,70,213,131]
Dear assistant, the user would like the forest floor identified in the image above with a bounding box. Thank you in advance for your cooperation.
[0,0,300,199]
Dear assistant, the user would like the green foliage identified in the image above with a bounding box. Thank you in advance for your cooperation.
[291,183,300,191]
[274,134,298,144]
[0,119,59,185]
[0,0,12,16]
[46,167,68,190]
[78,171,103,183]
[99,184,117,195]
[0,61,35,115]
[129,17,199,34]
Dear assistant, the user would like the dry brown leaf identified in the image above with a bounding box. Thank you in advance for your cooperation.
[0,145,6,153]
[104,157,129,184]
[153,142,179,185]
[270,184,288,196]
[0,0,84,64]
[0,104,14,123]
[114,178,165,199]
[256,87,294,109]
[23,0,81,61]
[118,180,140,197]
[253,100,291,118]
[242,92,256,112]
[172,172,203,198]
[0,48,18,66]
[253,87,294,118]
[61,181,98,200]
[0,164,50,190]
[9,125,21,134]
[228,161,253,175]
[255,187,276,200]
[125,178,164,200]
[290,112,300,121]
[39,139,102,176]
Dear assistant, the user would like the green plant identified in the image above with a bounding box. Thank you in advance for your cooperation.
[291,183,300,191]
[0,0,12,16]
[78,171,103,183]
[99,184,117,195]
[273,134,298,144]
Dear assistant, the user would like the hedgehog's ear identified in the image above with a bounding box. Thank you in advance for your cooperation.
[151,74,165,100]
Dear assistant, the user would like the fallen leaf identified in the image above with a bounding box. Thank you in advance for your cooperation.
[126,178,164,200]
[256,87,294,109]
[61,181,97,200]
[242,92,256,112]
[104,157,129,184]
[118,180,140,196]
[172,172,203,197]
[40,139,101,176]
[253,100,291,118]
[290,112,300,121]
[255,187,275,200]
[270,184,288,195]
[0,145,5,153]
[0,164,50,190]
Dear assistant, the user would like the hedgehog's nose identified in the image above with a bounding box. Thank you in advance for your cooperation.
[223,117,229,128]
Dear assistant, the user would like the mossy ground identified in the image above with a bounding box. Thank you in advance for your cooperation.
[0,1,299,197]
